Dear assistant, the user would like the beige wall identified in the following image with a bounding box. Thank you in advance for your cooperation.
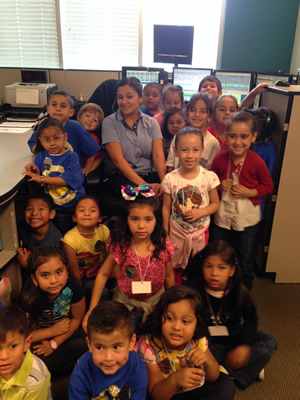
[0,69,120,105]
[290,6,300,75]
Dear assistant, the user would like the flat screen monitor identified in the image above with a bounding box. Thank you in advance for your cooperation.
[253,73,291,108]
[173,67,213,101]
[154,25,194,65]
[122,66,163,87]
[21,70,48,83]
[214,70,253,103]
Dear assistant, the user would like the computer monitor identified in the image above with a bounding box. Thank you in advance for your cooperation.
[173,67,213,102]
[121,66,165,87]
[253,72,291,108]
[214,70,253,103]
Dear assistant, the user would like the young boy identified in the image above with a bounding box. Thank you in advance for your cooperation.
[69,301,147,400]
[141,83,162,117]
[0,306,52,399]
[27,90,100,172]
[198,76,223,106]
[17,193,62,269]
[77,103,105,175]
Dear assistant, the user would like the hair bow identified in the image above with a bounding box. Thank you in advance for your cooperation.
[121,184,155,200]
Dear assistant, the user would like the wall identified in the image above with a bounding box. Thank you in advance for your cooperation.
[221,0,299,73]
[290,6,300,75]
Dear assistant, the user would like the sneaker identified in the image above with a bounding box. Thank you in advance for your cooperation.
[258,368,265,381]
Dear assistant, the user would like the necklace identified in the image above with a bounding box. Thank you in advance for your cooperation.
[77,229,96,238]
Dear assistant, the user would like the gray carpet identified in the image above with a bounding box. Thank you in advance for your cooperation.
[235,275,300,400]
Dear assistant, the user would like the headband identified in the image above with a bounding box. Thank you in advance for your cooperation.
[121,184,155,201]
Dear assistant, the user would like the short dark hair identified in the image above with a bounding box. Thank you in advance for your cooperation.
[186,92,213,117]
[117,77,143,97]
[74,196,101,215]
[35,117,65,154]
[87,301,134,340]
[198,75,222,92]
[175,126,204,149]
[25,192,55,211]
[226,110,257,134]
[143,83,163,97]
[48,90,74,108]
[0,306,29,342]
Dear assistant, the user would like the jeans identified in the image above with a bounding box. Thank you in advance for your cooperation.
[209,330,278,389]
[212,224,259,289]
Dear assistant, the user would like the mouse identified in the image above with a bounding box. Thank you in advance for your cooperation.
[274,80,290,87]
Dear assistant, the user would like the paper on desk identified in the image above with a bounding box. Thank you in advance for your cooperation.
[0,127,32,134]
[16,88,39,105]
[1,121,33,128]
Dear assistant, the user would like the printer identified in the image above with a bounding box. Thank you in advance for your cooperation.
[4,82,58,108]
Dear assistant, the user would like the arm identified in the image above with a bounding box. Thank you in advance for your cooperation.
[162,192,172,235]
[82,150,105,175]
[239,83,272,109]
[165,261,175,288]
[152,139,166,182]
[17,248,29,268]
[23,171,67,186]
[183,187,219,223]
[63,242,81,283]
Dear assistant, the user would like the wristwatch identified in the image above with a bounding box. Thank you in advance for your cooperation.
[50,339,58,350]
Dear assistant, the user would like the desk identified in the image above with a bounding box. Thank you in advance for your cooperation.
[0,128,33,298]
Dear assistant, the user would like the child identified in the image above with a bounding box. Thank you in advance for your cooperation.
[167,93,220,171]
[0,306,52,399]
[199,76,223,105]
[154,85,184,130]
[211,111,274,289]
[137,285,236,400]
[69,301,148,399]
[20,245,88,377]
[24,118,86,234]
[141,82,163,117]
[62,196,111,305]
[82,186,175,331]
[207,95,238,152]
[162,127,219,283]
[27,90,100,171]
[189,240,278,389]
[77,102,105,175]
[162,108,186,161]
[17,193,62,269]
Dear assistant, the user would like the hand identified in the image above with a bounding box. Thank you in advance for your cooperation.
[17,248,29,268]
[33,340,53,357]
[231,184,257,199]
[221,179,233,192]
[24,163,39,174]
[82,310,92,334]
[183,208,203,223]
[23,171,42,183]
[174,366,205,389]
[252,82,273,95]
[51,318,71,336]
[82,167,90,176]
[225,345,251,369]
[148,182,163,198]
[186,348,209,368]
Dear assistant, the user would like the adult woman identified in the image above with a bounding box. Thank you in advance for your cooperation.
[100,78,166,211]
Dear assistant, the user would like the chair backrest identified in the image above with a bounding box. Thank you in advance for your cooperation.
[88,79,120,118]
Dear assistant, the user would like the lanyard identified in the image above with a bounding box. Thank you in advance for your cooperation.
[132,240,151,283]
[205,291,225,326]
[226,151,247,180]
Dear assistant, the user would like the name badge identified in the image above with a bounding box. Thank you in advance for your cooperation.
[208,325,229,336]
[131,281,152,294]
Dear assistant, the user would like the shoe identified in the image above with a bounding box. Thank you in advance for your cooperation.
[258,368,265,381]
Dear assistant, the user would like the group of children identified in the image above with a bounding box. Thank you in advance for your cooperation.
[0,77,280,398]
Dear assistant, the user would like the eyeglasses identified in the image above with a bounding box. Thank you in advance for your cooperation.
[40,135,64,144]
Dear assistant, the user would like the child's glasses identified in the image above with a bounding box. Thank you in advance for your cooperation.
[40,135,64,144]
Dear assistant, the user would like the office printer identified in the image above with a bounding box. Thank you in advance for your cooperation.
[4,82,57,108]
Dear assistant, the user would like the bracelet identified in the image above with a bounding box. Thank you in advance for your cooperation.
[50,339,58,350]
[40,176,45,186]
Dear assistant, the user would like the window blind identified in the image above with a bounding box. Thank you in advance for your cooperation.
[0,0,60,68]
[59,0,140,70]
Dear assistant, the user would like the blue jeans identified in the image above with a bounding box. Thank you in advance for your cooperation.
[212,224,259,289]
[209,330,278,389]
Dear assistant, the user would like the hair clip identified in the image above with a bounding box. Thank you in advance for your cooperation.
[32,111,50,129]
[121,184,155,200]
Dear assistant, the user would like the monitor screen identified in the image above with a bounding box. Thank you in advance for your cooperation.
[122,67,162,87]
[154,25,194,65]
[215,71,253,103]
[173,67,213,101]
[253,73,291,108]
[21,70,48,84]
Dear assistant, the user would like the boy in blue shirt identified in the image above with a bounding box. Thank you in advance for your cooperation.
[69,301,147,400]
[27,90,100,172]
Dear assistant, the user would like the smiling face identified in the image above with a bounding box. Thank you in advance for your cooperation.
[87,330,136,375]
[0,332,31,381]
[79,111,100,132]
[73,198,101,232]
[175,133,203,172]
[215,97,238,127]
[25,198,55,231]
[187,99,211,132]
[162,300,197,350]
[164,91,183,113]
[227,121,257,160]
[32,256,68,301]
[47,94,74,125]
[127,205,156,243]
[167,112,186,136]
[117,84,142,119]
[202,254,235,291]
[143,86,161,113]
[200,80,222,103]
[39,125,67,155]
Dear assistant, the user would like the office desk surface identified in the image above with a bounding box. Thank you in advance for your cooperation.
[0,129,33,203]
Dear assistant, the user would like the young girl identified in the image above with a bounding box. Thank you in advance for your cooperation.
[62,196,111,305]
[141,82,163,117]
[162,127,220,283]
[211,111,274,289]
[154,85,184,131]
[189,240,278,389]
[24,117,85,234]
[137,285,236,400]
[162,107,186,162]
[82,186,175,331]
[20,245,87,377]
[207,95,238,152]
